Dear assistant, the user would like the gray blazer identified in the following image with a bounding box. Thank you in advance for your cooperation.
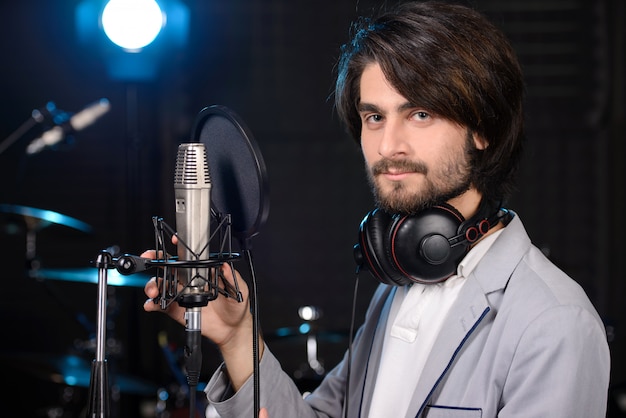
[206,213,611,417]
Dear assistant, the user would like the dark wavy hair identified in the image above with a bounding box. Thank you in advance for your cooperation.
[334,1,525,202]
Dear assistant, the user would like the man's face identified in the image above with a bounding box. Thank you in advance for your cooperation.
[358,63,482,214]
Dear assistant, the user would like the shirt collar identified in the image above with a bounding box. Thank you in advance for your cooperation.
[456,228,504,279]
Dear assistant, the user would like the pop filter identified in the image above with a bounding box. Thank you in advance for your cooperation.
[190,105,269,247]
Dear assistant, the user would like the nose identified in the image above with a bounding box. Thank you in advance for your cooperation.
[377,118,409,159]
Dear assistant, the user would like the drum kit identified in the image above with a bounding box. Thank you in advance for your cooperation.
[264,306,350,396]
[0,203,348,416]
[0,203,167,417]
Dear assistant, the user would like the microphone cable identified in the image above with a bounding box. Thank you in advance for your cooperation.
[342,266,362,418]
[244,248,261,418]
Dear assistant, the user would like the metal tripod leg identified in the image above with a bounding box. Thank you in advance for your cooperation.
[87,250,113,417]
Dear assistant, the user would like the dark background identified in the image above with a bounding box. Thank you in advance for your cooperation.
[0,0,624,417]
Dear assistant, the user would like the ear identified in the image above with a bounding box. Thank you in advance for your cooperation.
[473,132,488,150]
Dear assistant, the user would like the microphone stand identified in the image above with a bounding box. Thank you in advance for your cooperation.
[0,114,38,156]
[149,215,244,418]
[86,250,113,417]
[0,102,63,156]
[112,212,255,418]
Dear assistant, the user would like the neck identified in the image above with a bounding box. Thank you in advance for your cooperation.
[448,189,506,243]
[446,188,483,220]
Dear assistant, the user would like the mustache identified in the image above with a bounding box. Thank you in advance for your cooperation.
[370,158,428,176]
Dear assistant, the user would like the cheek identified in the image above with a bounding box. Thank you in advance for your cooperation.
[360,141,378,167]
[360,129,378,154]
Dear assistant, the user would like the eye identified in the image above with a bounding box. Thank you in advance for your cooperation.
[412,111,430,121]
[360,112,383,125]
[367,114,383,123]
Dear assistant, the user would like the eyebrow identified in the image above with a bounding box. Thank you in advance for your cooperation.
[357,103,379,113]
[357,101,417,114]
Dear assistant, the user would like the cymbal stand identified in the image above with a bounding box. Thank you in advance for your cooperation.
[299,306,325,376]
[23,213,57,272]
[86,250,113,417]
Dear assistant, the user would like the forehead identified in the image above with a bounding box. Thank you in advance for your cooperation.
[359,63,410,110]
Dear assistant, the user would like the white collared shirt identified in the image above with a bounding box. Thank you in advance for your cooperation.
[368,229,503,417]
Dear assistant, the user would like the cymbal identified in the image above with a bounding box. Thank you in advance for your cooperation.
[0,353,158,396]
[0,203,92,233]
[32,267,150,288]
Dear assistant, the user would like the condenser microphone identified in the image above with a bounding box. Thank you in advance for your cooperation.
[26,98,110,155]
[174,142,212,388]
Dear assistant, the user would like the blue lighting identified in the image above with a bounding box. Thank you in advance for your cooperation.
[101,0,164,52]
[65,375,80,386]
[75,0,189,80]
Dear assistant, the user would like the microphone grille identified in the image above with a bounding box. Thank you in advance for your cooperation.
[174,143,211,186]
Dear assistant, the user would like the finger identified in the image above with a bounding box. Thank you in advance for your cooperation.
[140,249,171,260]
[143,277,163,313]
[144,277,160,299]
[217,263,245,301]
[220,262,239,284]
[143,297,161,312]
[259,407,269,418]
[140,249,157,259]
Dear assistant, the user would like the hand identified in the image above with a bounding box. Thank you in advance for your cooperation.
[142,251,249,345]
[259,407,269,418]
[141,249,263,390]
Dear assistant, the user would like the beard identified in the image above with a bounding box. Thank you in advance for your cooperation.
[366,130,476,215]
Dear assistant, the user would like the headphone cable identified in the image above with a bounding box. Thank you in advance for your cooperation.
[342,266,361,418]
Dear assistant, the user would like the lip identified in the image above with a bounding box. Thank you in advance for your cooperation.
[382,171,413,181]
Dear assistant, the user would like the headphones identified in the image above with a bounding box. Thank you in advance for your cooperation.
[354,200,506,286]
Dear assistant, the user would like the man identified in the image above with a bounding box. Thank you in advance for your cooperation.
[143,1,610,417]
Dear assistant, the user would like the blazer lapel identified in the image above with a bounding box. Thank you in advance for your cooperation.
[349,286,396,417]
[404,213,526,417]
[405,278,491,417]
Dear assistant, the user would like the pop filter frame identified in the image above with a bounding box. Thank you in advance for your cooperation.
[94,106,267,418]
[190,105,269,248]
[189,105,265,418]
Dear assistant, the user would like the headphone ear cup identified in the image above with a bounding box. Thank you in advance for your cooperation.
[357,209,412,286]
[389,206,469,283]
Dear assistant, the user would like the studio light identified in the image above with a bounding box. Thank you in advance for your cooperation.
[101,0,165,52]
[75,0,188,80]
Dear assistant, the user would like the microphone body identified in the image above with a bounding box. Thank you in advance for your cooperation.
[175,142,212,296]
[26,98,111,155]
[174,142,211,387]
